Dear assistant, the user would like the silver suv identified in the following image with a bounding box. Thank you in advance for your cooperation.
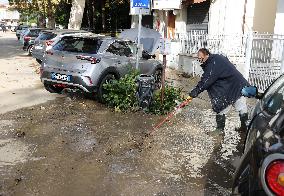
[40,35,162,101]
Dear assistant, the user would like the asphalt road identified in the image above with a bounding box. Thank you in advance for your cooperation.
[0,31,244,196]
[0,32,60,114]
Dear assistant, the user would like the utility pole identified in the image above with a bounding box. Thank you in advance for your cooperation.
[161,10,168,103]
[136,8,143,69]
[130,0,150,70]
[152,0,181,103]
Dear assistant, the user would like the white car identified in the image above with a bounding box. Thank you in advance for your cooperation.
[16,25,28,40]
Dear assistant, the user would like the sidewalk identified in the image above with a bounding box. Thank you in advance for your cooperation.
[0,32,60,114]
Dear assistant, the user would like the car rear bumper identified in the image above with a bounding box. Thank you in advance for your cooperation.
[41,70,97,93]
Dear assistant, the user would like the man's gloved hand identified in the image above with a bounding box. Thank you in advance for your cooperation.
[241,86,257,98]
[186,96,193,101]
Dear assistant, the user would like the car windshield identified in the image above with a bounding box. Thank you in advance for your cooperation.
[262,75,284,103]
[106,41,135,57]
[262,75,284,113]
[38,32,56,40]
[53,37,102,54]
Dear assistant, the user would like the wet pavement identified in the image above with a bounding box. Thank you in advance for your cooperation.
[0,32,250,196]
[0,94,247,196]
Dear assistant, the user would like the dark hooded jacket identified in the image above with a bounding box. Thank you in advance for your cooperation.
[190,54,249,113]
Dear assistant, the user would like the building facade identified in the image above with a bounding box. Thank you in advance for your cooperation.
[132,0,284,37]
[0,3,19,26]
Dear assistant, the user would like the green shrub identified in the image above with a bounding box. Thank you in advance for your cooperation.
[103,70,140,112]
[149,86,184,115]
[103,70,184,114]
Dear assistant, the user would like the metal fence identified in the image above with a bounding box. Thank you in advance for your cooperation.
[248,34,284,92]
[176,31,284,92]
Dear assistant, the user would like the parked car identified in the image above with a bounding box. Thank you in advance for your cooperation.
[40,34,162,102]
[33,29,89,63]
[232,75,284,195]
[19,28,30,42]
[22,28,45,55]
[16,25,28,40]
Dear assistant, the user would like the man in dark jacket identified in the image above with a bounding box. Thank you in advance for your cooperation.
[188,48,250,135]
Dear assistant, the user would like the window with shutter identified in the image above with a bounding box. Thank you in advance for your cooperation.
[187,0,210,32]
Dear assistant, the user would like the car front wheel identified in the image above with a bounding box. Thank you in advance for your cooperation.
[28,45,34,56]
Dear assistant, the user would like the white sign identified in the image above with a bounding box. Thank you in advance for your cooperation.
[130,7,151,15]
[159,38,171,55]
[152,0,181,10]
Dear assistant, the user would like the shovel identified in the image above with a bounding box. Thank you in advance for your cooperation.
[147,97,193,136]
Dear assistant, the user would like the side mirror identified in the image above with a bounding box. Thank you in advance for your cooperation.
[241,86,263,99]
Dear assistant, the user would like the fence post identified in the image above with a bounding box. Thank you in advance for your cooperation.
[244,31,253,80]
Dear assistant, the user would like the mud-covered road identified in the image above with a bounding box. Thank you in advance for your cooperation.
[0,32,247,196]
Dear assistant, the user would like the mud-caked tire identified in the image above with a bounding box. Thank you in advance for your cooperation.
[28,45,34,56]
[97,74,116,103]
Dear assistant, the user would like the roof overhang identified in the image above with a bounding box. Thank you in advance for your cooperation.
[183,0,208,5]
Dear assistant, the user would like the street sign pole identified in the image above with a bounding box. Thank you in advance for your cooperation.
[130,0,150,70]
[136,8,142,69]
[161,10,168,103]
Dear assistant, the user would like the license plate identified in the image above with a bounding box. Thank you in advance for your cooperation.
[35,45,43,50]
[51,73,71,81]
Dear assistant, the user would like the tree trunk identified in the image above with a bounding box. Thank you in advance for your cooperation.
[46,0,55,28]
[68,0,86,29]
[101,0,106,31]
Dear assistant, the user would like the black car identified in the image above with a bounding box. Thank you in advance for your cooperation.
[232,75,284,195]
[22,28,46,55]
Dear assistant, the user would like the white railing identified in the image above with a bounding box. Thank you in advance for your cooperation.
[176,31,284,92]
[248,34,284,92]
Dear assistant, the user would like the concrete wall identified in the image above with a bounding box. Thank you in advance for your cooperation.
[274,0,284,35]
[243,0,255,33]
[252,0,277,33]
[208,0,279,34]
[175,5,187,35]
[208,0,246,35]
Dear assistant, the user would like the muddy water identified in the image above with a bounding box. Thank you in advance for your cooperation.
[0,91,246,196]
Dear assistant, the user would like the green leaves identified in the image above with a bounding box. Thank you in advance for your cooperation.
[103,70,184,115]
[103,70,139,112]
[149,86,184,115]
